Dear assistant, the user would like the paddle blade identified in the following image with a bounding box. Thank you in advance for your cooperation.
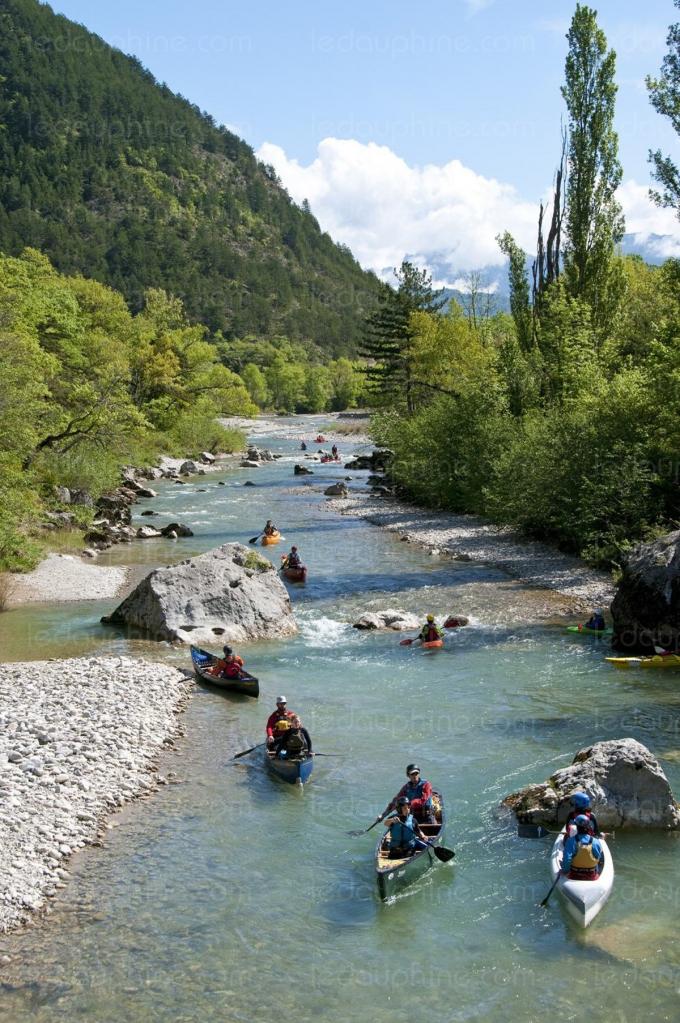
[517,823,550,839]
[347,829,366,838]
[399,638,413,646]
[248,536,260,544]
[434,846,455,862]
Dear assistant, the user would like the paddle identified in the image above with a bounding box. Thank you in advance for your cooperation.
[248,532,263,544]
[517,823,551,839]
[399,637,422,647]
[397,819,455,862]
[310,752,343,757]
[540,872,562,907]
[232,741,266,760]
[347,809,390,838]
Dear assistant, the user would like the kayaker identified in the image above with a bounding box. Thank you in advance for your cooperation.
[331,444,338,458]
[263,519,278,537]
[561,815,604,879]
[565,792,600,837]
[209,646,244,679]
[388,764,434,823]
[584,609,606,631]
[383,797,428,859]
[286,545,302,569]
[419,615,444,643]
[266,697,312,753]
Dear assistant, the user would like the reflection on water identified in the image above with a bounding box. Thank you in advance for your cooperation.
[2,418,680,1022]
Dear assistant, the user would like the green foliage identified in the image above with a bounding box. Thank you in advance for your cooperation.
[647,1,680,216]
[0,249,248,570]
[496,232,533,351]
[361,262,445,412]
[244,551,271,572]
[0,0,381,352]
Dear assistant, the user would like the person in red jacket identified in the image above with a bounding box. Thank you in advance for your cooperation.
[266,697,313,754]
[387,764,434,823]
[209,646,244,679]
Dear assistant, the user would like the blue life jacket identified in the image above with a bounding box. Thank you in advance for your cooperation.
[389,814,417,851]
[404,778,433,809]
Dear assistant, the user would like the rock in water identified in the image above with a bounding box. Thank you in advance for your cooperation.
[324,483,348,497]
[503,738,680,829]
[353,609,421,631]
[611,530,680,653]
[294,464,314,475]
[102,543,297,643]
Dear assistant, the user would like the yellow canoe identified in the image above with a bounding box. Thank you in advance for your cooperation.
[606,654,680,670]
[261,531,281,546]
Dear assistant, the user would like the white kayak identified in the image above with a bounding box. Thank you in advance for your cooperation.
[549,831,614,927]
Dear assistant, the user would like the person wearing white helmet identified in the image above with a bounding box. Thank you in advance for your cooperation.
[266,696,312,754]
[584,609,606,631]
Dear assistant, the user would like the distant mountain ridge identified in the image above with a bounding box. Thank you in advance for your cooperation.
[0,0,381,352]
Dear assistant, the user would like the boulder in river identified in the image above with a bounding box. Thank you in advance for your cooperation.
[503,738,680,829]
[200,451,216,463]
[240,460,260,468]
[294,464,314,476]
[101,542,297,644]
[611,529,680,653]
[136,525,162,539]
[179,460,199,476]
[160,522,194,538]
[324,483,348,497]
[353,609,421,631]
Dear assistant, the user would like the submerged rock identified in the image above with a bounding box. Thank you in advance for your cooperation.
[503,738,680,829]
[102,542,297,644]
[611,530,680,653]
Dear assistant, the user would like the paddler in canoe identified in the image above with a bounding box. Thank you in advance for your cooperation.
[382,797,429,859]
[266,696,313,755]
[284,545,302,569]
[208,645,245,679]
[584,609,606,632]
[418,614,444,645]
[564,792,600,839]
[385,764,435,824]
[561,815,604,880]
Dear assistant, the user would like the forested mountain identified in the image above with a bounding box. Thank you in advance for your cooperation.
[0,0,380,352]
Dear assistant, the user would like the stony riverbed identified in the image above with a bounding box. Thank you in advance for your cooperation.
[0,656,192,933]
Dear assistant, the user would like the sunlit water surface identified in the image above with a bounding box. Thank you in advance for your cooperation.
[1,418,680,1022]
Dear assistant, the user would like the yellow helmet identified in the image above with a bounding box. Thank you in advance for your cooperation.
[427,614,435,622]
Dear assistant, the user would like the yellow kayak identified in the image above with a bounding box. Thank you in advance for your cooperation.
[261,531,281,546]
[606,654,680,670]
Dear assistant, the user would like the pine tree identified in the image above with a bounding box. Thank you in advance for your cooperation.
[361,262,445,412]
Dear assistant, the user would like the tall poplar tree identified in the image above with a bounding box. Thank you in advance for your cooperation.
[647,0,680,217]
[562,4,624,324]
[496,232,533,350]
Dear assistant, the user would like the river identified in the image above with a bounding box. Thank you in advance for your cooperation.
[1,417,679,1023]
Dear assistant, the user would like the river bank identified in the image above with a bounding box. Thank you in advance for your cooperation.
[329,490,615,613]
[0,656,192,935]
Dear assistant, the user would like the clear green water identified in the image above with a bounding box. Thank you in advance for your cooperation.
[2,419,680,1022]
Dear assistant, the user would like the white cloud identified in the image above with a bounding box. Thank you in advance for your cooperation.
[618,180,680,258]
[258,137,538,281]
[258,138,680,277]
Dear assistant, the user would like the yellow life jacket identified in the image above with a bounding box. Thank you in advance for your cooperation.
[571,838,599,869]
[274,717,291,734]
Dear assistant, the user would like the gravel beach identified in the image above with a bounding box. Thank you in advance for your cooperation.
[330,491,615,611]
[0,656,193,933]
[10,553,132,606]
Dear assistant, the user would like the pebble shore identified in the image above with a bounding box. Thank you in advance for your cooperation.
[10,553,131,605]
[0,656,193,933]
[331,491,614,610]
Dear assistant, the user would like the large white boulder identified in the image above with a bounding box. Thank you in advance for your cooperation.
[504,738,680,829]
[102,543,297,644]
[353,609,421,631]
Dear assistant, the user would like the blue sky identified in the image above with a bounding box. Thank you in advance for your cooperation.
[49,0,680,280]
